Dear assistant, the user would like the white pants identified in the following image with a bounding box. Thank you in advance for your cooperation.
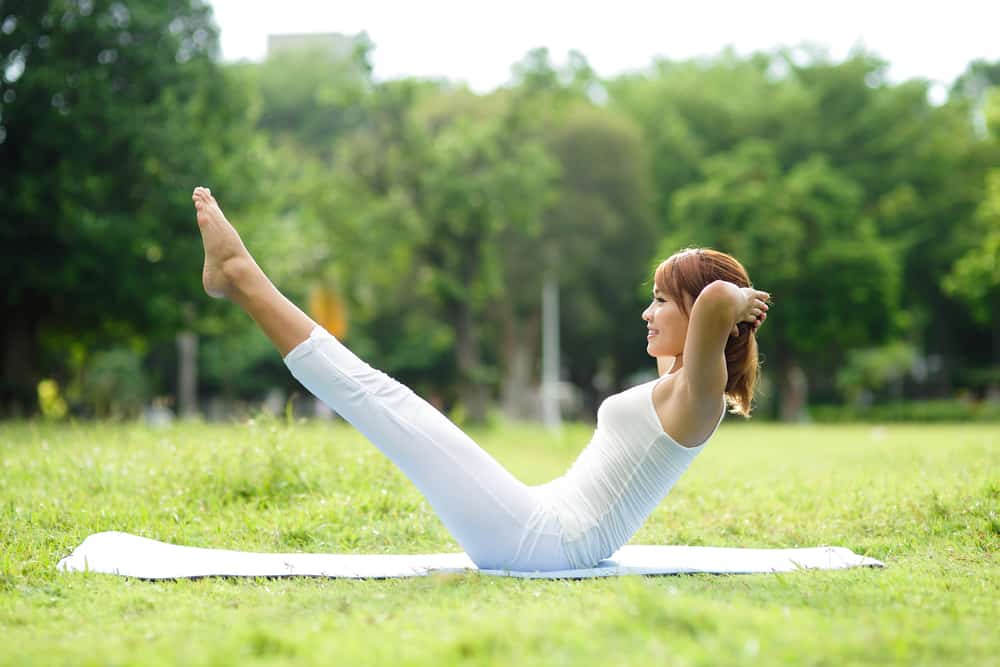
[283,326,573,571]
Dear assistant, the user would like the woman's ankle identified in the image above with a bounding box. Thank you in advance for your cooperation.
[221,255,264,296]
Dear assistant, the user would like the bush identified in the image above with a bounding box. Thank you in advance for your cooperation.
[836,342,918,404]
[78,348,149,419]
[36,379,68,419]
[809,399,1000,423]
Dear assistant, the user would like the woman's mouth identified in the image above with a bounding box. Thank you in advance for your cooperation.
[647,329,659,340]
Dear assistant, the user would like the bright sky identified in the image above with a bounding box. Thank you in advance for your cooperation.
[207,0,999,96]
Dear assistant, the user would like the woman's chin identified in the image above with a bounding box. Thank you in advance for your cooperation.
[647,341,675,357]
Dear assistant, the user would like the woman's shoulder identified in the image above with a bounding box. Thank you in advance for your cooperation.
[651,369,725,447]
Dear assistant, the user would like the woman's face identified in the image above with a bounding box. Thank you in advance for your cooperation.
[642,287,691,358]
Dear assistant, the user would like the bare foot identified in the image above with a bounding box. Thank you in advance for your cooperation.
[191,186,256,299]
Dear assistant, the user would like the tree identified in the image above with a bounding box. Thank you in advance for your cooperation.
[312,82,559,423]
[493,50,656,417]
[943,171,1000,344]
[609,50,990,415]
[231,35,374,158]
[0,1,256,413]
[944,91,1000,394]
[667,142,900,418]
[951,59,1000,115]
[534,105,656,409]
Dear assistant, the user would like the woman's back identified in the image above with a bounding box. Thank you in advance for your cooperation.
[534,378,725,568]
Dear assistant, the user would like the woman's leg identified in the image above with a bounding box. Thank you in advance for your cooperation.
[283,326,567,570]
[192,187,569,570]
[192,186,314,356]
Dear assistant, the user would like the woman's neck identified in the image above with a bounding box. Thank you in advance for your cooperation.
[669,354,684,375]
[659,354,684,377]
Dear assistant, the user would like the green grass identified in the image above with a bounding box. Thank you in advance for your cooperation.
[1,418,997,666]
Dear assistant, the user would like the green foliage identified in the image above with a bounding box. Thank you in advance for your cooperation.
[415,113,559,305]
[810,399,1000,422]
[944,93,1000,325]
[198,326,291,399]
[232,36,374,155]
[836,342,919,402]
[951,59,1000,108]
[312,84,562,418]
[0,0,257,412]
[78,347,149,418]
[943,170,1000,323]
[36,379,67,419]
[3,16,998,418]
[665,141,900,369]
[539,103,657,385]
[613,50,993,411]
[509,47,603,104]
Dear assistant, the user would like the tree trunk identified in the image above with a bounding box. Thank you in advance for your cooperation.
[501,312,540,420]
[989,294,1000,402]
[1,312,40,416]
[451,231,490,424]
[455,301,488,424]
[779,361,809,422]
[540,273,561,431]
[176,331,199,418]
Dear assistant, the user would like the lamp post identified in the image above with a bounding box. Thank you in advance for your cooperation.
[541,270,561,432]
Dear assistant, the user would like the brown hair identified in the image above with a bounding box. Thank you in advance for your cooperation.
[654,248,760,417]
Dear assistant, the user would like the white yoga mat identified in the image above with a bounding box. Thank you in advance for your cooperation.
[57,532,884,580]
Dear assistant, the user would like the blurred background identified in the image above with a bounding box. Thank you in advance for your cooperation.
[1,1,998,424]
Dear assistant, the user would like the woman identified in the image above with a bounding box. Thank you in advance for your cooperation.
[192,186,769,571]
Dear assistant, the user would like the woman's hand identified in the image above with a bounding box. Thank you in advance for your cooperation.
[731,287,770,337]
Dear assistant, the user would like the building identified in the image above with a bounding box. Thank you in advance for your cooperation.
[266,32,366,62]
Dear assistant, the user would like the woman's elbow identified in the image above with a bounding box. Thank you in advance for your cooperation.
[692,280,739,323]
[697,280,737,306]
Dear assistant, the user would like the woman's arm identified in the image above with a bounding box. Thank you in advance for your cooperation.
[681,280,769,396]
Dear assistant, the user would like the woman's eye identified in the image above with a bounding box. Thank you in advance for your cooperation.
[655,297,666,303]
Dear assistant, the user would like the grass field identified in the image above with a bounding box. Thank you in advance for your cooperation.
[1,417,997,666]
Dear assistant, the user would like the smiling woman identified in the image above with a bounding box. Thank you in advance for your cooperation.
[646,248,767,419]
[190,187,769,571]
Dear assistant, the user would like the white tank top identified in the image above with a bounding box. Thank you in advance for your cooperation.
[534,377,725,568]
